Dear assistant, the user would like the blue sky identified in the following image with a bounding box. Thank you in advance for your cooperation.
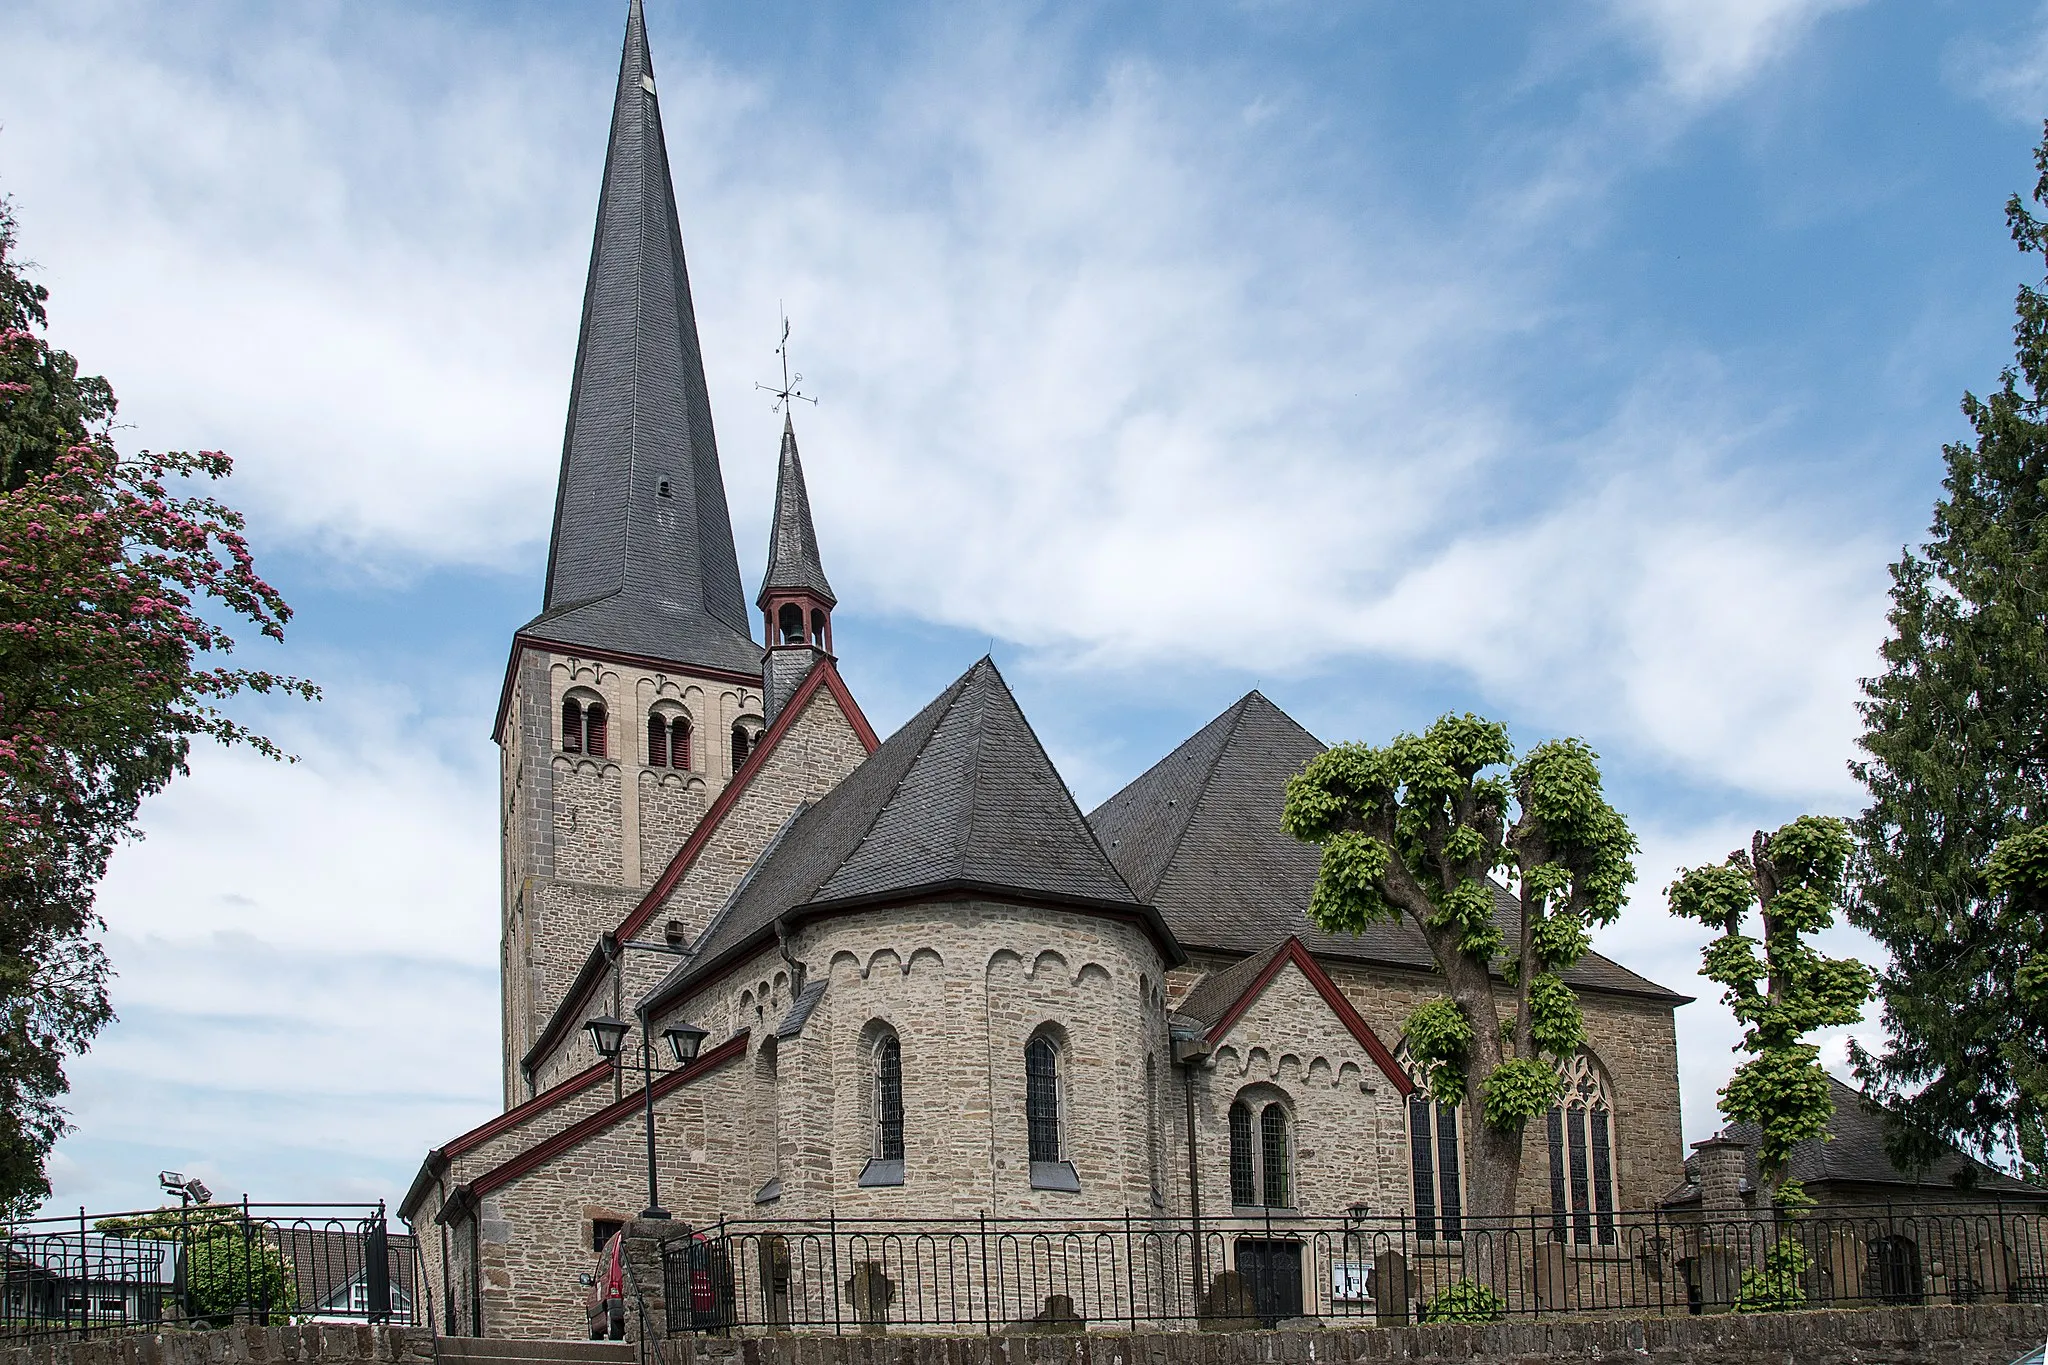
[2,0,2044,1215]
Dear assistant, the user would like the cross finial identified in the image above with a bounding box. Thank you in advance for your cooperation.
[756,309,818,414]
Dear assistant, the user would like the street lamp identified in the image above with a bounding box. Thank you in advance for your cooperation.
[584,1016,630,1061]
[586,1010,708,1222]
[664,1022,708,1066]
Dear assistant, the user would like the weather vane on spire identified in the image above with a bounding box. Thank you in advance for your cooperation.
[756,309,818,414]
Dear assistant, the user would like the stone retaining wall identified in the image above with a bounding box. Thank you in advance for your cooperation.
[5,1304,2046,1365]
[0,1325,434,1365]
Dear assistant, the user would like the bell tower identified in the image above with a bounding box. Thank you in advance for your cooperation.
[494,0,764,1106]
[759,413,836,727]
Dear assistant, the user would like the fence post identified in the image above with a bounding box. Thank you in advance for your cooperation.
[77,1206,87,1341]
[978,1212,991,1337]
[1124,1208,1137,1331]
[366,1203,392,1323]
[828,1210,842,1335]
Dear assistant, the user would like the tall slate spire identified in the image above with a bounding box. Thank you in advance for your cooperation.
[758,415,835,608]
[522,0,761,677]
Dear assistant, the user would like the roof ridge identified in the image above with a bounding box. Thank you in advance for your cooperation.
[1145,692,1254,901]
[952,659,995,876]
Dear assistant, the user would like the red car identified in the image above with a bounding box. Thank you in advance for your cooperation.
[585,1230,625,1340]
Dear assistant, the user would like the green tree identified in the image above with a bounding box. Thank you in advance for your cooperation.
[1848,124,2048,1182]
[1282,713,1636,1222]
[1668,818,1875,1197]
[0,197,315,1214]
[0,203,113,491]
[97,1205,298,1325]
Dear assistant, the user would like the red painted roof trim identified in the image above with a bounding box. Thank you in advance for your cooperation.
[1205,937,1413,1097]
[441,1059,615,1159]
[615,657,876,945]
[470,1032,748,1197]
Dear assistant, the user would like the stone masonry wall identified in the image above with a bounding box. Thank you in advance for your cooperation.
[499,643,763,1102]
[523,684,871,1096]
[8,1304,2048,1365]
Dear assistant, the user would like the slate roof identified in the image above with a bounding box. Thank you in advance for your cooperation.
[758,415,834,608]
[644,657,1176,1014]
[523,0,760,676]
[1663,1077,2048,1203]
[1173,940,1288,1028]
[1087,692,1685,1004]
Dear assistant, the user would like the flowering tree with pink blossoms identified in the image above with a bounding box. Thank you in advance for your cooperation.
[0,199,314,1213]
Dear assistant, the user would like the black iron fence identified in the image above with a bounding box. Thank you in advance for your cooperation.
[662,1203,2048,1335]
[0,1201,424,1341]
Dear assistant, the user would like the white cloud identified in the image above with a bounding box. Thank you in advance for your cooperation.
[43,669,502,1211]
[1605,0,1869,101]
[1945,5,2048,124]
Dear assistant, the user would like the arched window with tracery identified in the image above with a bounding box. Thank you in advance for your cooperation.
[1546,1050,1619,1245]
[1396,1043,1463,1241]
[1229,1101,1256,1205]
[1025,1033,1061,1164]
[875,1033,904,1161]
[562,693,607,758]
[1227,1090,1294,1208]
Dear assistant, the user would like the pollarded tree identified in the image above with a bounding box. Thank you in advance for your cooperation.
[1282,713,1637,1222]
[1668,817,1875,1196]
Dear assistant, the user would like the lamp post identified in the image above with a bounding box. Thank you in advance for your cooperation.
[584,1012,710,1221]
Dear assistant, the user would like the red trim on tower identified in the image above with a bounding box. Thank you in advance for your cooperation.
[1204,936,1413,1096]
[442,1060,616,1159]
[469,1032,748,1197]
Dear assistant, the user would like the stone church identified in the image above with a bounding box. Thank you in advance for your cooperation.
[399,2,1688,1338]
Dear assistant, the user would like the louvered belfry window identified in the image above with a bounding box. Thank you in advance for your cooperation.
[875,1034,905,1161]
[1025,1035,1061,1163]
[1229,1102,1256,1205]
[562,698,583,754]
[671,718,691,771]
[583,702,608,758]
[647,714,668,768]
[731,724,751,771]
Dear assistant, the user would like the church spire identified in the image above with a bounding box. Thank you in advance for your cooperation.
[521,0,760,678]
[759,415,837,726]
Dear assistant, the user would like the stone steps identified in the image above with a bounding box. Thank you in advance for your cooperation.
[436,1339,638,1365]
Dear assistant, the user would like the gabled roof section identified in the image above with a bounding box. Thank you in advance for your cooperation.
[1664,1076,2048,1204]
[523,0,759,676]
[758,415,834,608]
[1089,691,1687,1005]
[645,657,1176,1015]
[1175,936,1412,1095]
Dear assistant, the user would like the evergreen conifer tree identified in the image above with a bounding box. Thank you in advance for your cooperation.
[1849,126,2048,1182]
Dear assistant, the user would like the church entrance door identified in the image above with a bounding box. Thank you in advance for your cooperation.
[1234,1239,1303,1326]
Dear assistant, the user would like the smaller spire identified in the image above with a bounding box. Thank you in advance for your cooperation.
[759,414,835,608]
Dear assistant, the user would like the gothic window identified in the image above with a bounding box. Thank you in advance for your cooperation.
[1408,1095,1464,1241]
[1025,1033,1061,1164]
[562,694,607,758]
[1261,1104,1291,1209]
[874,1033,905,1161]
[1546,1051,1618,1245]
[1227,1091,1294,1208]
[778,602,805,644]
[1229,1101,1256,1205]
[731,723,753,772]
